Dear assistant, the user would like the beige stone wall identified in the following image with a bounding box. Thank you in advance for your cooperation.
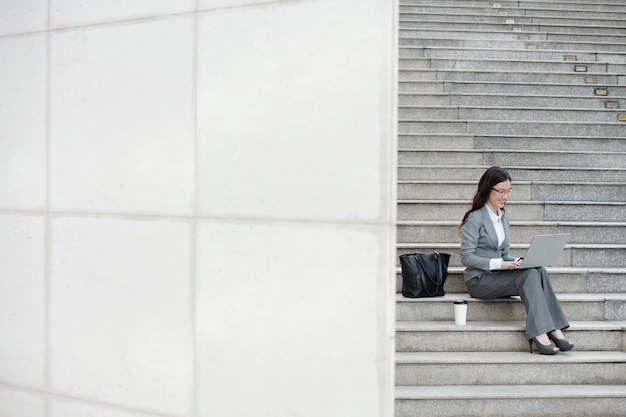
[0,0,397,415]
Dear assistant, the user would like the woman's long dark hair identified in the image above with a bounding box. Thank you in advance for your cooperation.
[458,166,512,228]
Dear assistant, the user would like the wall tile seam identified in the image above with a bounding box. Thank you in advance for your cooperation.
[0,382,179,417]
[191,4,199,415]
[381,1,399,415]
[0,209,396,225]
[44,215,52,417]
[12,211,396,227]
[0,11,195,39]
[0,0,304,39]
[197,0,305,13]
[44,3,52,412]
[0,30,49,40]
[188,218,198,417]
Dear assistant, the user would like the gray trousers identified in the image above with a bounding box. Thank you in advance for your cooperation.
[466,267,570,340]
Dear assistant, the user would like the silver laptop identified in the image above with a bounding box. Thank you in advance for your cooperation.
[516,233,571,269]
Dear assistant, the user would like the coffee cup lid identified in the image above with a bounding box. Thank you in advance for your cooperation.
[454,300,468,304]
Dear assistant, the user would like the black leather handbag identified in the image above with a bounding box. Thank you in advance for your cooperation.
[400,252,451,298]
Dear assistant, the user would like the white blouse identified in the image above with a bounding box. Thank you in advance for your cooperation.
[487,207,505,269]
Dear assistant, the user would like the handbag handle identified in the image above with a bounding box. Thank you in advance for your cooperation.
[415,252,444,296]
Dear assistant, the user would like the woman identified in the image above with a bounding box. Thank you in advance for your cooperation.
[458,166,574,355]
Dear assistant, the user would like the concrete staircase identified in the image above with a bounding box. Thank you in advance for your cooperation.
[395,0,626,415]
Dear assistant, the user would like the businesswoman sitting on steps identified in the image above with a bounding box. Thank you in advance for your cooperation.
[458,166,574,355]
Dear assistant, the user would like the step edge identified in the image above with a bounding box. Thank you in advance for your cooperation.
[395,350,626,364]
[395,384,626,400]
[395,319,624,332]
[395,292,626,302]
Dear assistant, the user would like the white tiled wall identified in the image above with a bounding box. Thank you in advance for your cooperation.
[50,398,166,417]
[0,215,46,389]
[0,0,396,416]
[49,17,195,215]
[0,0,48,36]
[0,387,46,417]
[195,220,388,415]
[196,1,386,221]
[49,216,193,414]
[0,35,47,210]
[50,0,196,28]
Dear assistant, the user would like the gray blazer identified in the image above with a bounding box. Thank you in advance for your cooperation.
[460,205,516,282]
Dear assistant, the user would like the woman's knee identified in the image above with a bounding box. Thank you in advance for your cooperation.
[520,269,541,288]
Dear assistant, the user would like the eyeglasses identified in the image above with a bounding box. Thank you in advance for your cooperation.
[492,187,513,197]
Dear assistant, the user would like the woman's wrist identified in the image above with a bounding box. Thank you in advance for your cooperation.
[489,258,504,270]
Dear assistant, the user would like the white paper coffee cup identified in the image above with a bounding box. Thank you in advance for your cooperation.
[454,300,468,325]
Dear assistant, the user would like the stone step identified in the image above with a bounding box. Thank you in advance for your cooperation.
[397,149,626,168]
[399,69,623,86]
[408,198,626,222]
[398,120,626,137]
[395,293,626,321]
[396,0,626,413]
[424,47,626,63]
[403,27,545,41]
[399,93,625,109]
[397,199,626,221]
[397,134,626,151]
[398,165,626,182]
[399,57,626,73]
[395,267,626,294]
[416,245,624,268]
[398,180,626,203]
[400,12,626,28]
[401,0,626,10]
[396,221,626,244]
[400,20,626,36]
[400,38,536,52]
[396,320,625,352]
[415,47,626,63]
[521,0,626,10]
[399,105,626,122]
[399,79,626,96]
[396,244,626,268]
[396,350,626,385]
[400,35,626,52]
[395,384,626,417]
[400,5,626,20]
[400,27,626,44]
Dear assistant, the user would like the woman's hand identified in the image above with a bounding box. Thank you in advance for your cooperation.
[503,260,523,269]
